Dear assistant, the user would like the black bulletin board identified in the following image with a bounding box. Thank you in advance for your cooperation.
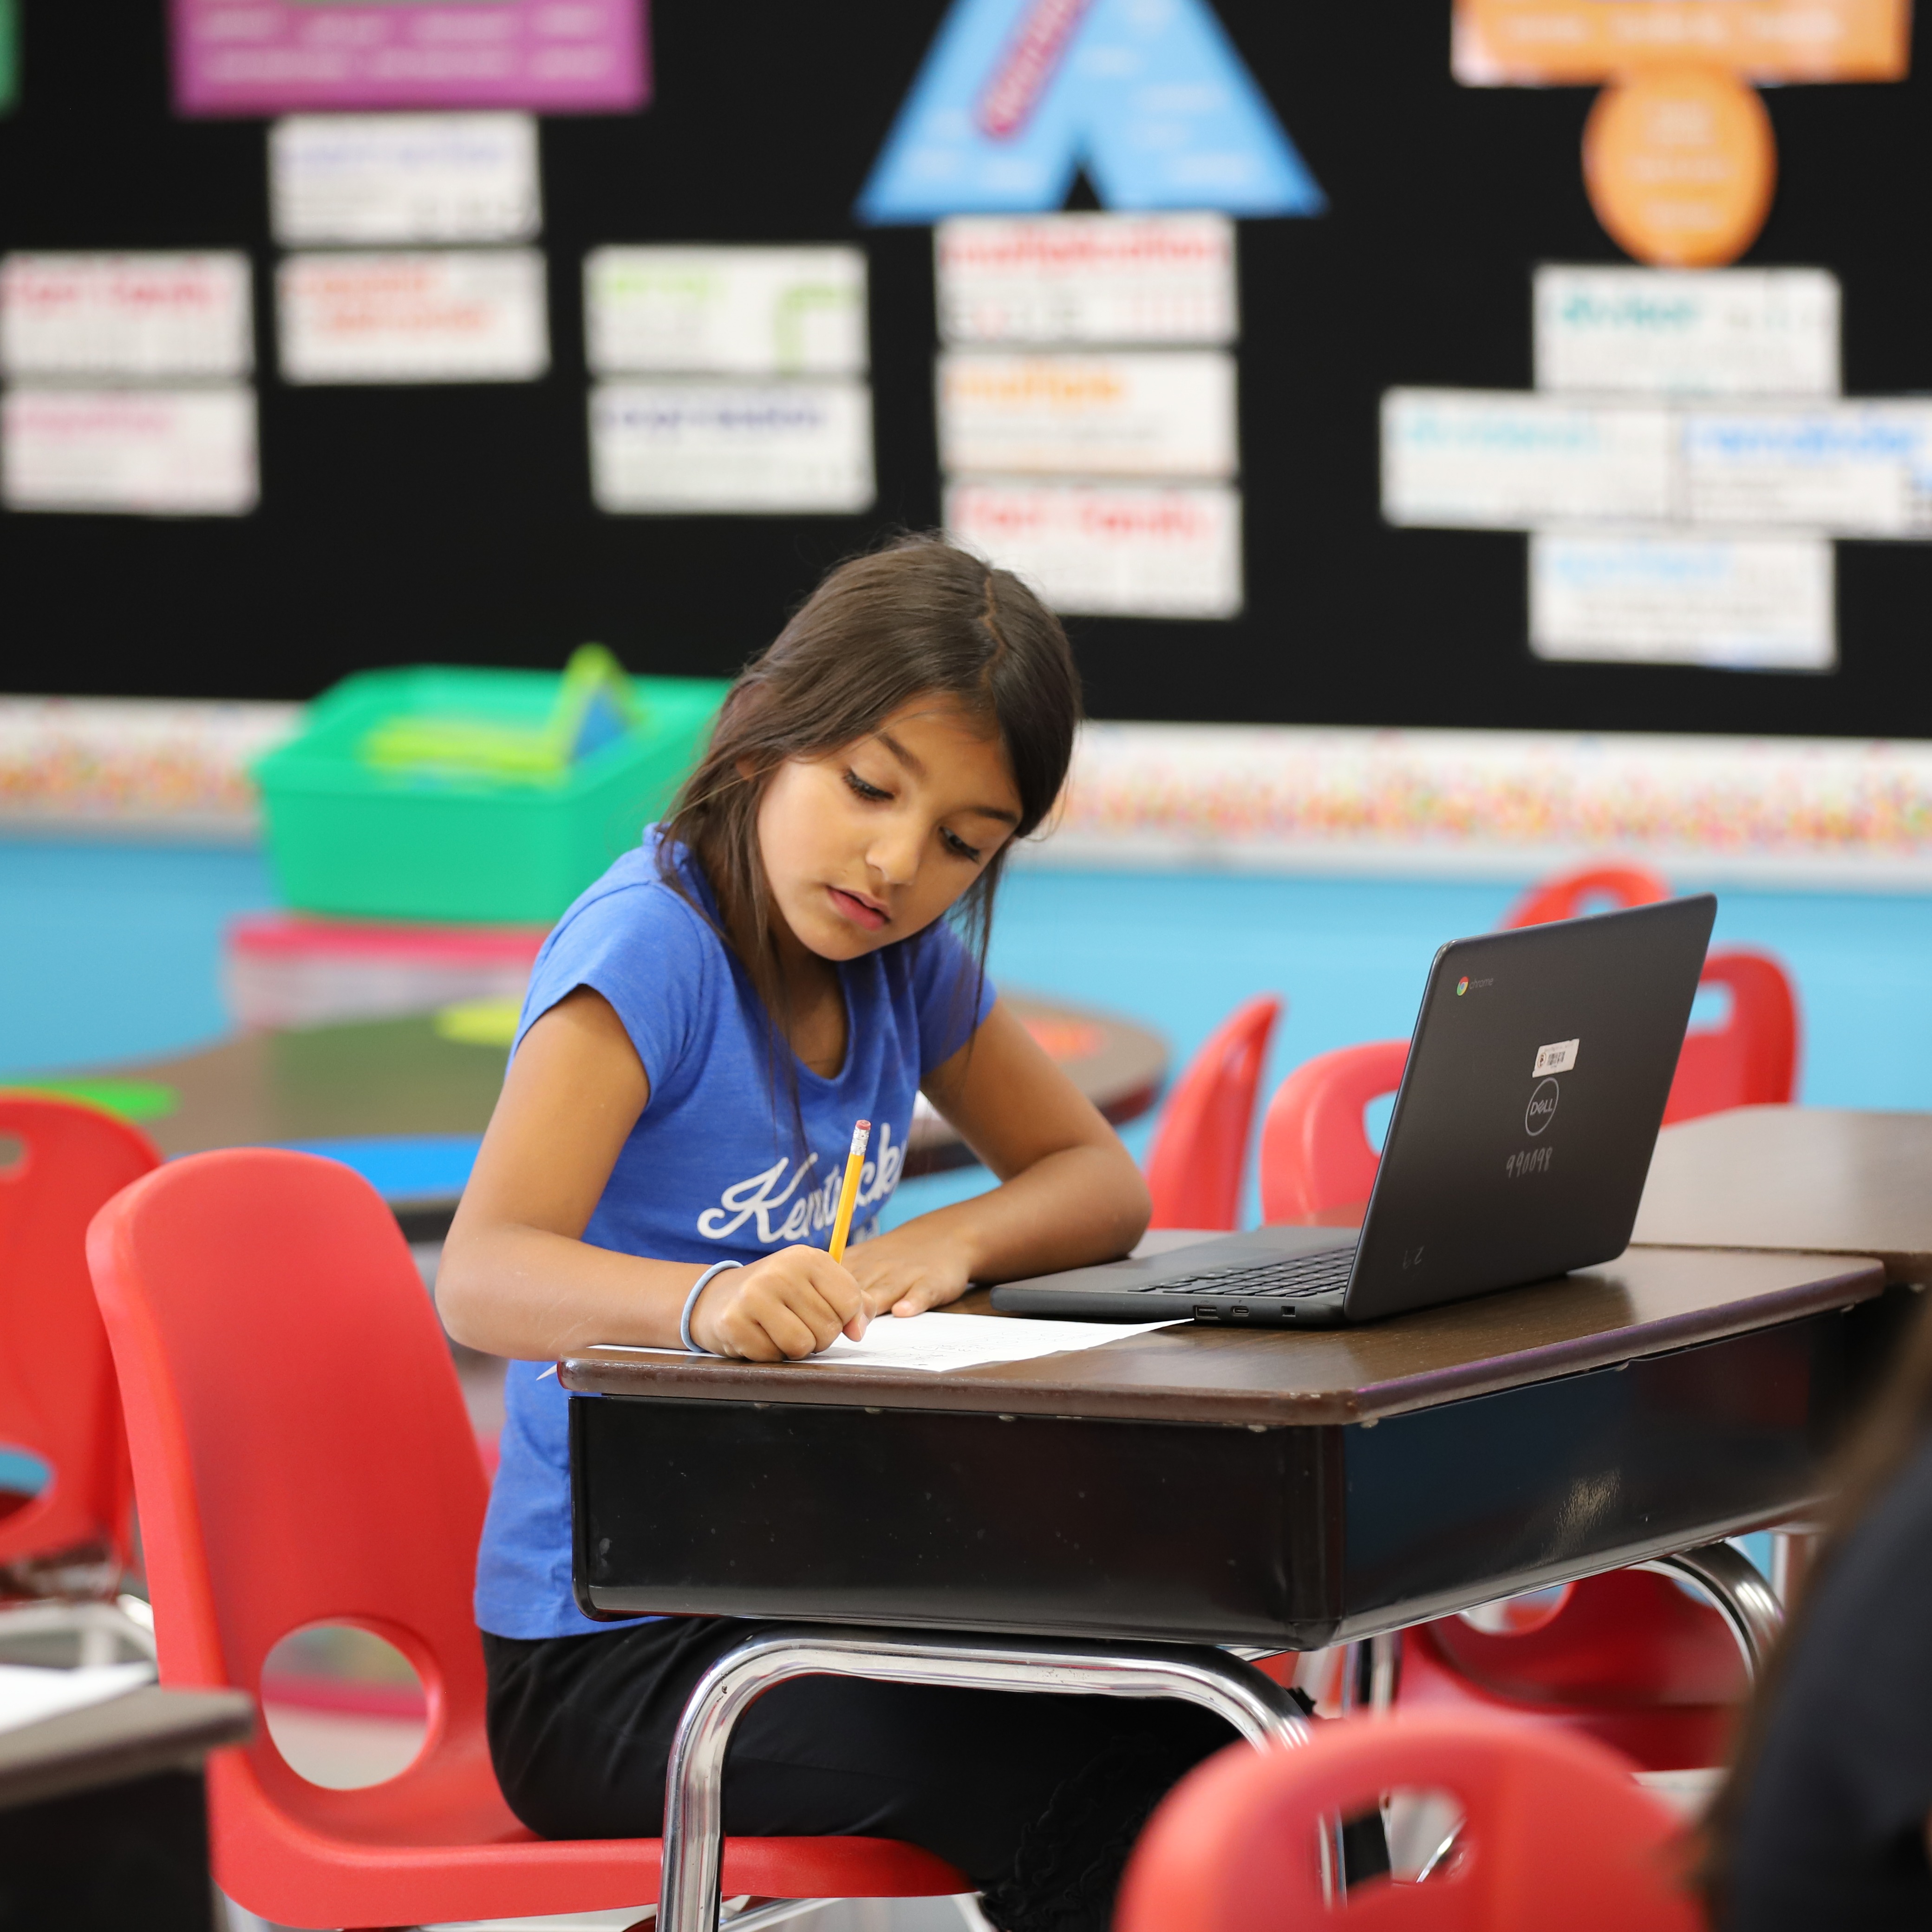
[4,1,1932,738]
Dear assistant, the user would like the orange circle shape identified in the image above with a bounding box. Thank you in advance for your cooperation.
[1583,65,1777,268]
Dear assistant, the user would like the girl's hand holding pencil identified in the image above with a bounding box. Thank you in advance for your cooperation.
[689,1116,876,1360]
[687,1245,868,1361]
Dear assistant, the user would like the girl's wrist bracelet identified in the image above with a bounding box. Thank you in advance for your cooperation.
[681,1260,744,1354]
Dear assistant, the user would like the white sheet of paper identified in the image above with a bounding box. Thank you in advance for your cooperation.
[587,1312,1181,1375]
[270,113,542,246]
[1382,389,1674,528]
[947,479,1243,619]
[936,213,1236,346]
[0,252,253,379]
[590,379,874,513]
[1535,267,1840,399]
[0,1662,154,1739]
[809,1311,1181,1372]
[1531,532,1835,671]
[1682,403,1932,536]
[586,246,868,377]
[939,350,1238,480]
[277,250,550,385]
[2,386,259,516]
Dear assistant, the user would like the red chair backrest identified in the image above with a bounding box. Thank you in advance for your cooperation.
[0,1095,158,1576]
[1258,1041,1407,1225]
[85,1149,492,1820]
[1503,863,1672,929]
[1116,1709,1702,1932]
[1664,948,1800,1125]
[1145,996,1283,1230]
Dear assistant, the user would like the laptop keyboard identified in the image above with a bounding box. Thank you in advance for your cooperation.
[1131,1246,1358,1301]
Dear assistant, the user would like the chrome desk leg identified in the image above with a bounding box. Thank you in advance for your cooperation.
[657,1625,1312,1932]
[1639,1541,1783,1678]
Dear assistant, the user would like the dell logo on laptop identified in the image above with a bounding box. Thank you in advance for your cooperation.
[1525,1078,1560,1136]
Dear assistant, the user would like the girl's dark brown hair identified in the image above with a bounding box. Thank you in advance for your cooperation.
[1701,1287,1932,1916]
[657,533,1081,1110]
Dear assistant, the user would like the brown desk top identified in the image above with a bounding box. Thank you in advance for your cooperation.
[564,1244,1886,1429]
[0,1686,253,1813]
[1634,1106,1932,1284]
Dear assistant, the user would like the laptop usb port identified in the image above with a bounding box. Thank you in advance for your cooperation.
[1193,1305,1218,1321]
[1229,1305,1251,1319]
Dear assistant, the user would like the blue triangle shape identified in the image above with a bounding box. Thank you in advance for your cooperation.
[858,0,1325,225]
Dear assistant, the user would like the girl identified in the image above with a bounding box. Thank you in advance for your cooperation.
[437,538,1237,1932]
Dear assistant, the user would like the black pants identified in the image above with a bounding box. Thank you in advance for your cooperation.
[484,1617,1242,1932]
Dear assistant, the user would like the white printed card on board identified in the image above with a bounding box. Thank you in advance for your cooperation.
[936,214,1236,346]
[2,388,259,516]
[585,247,868,378]
[1530,533,1834,671]
[939,352,1237,480]
[1681,404,1932,537]
[278,250,549,384]
[270,114,542,246]
[590,381,875,514]
[1535,268,1840,399]
[0,254,253,380]
[1382,390,1674,528]
[948,480,1243,619]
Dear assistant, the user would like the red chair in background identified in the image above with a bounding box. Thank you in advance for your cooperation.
[1664,948,1800,1124]
[1257,1039,1405,1224]
[1504,862,1801,1123]
[1144,995,1283,1230]
[0,1094,159,1663]
[1116,1709,1702,1932]
[1502,862,1672,929]
[85,1149,965,1930]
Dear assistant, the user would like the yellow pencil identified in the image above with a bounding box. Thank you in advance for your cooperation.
[828,1118,871,1264]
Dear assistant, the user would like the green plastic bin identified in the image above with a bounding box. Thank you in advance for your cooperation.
[255,666,729,924]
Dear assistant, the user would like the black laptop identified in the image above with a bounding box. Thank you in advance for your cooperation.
[992,894,1717,1329]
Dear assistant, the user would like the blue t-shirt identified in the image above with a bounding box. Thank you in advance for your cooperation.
[474,832,995,1638]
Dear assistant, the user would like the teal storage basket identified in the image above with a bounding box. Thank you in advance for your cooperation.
[256,666,729,925]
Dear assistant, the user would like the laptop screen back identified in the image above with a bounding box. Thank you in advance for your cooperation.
[1346,895,1717,1320]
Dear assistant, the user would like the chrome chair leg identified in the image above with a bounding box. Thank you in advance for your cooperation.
[656,1624,1312,1932]
[1638,1540,1783,1678]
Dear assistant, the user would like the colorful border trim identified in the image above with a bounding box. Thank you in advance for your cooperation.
[11,700,1932,884]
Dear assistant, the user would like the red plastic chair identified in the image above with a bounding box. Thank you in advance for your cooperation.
[0,1095,158,1653]
[85,1149,963,1930]
[1144,995,1283,1230]
[1116,1709,1701,1932]
[1663,949,1800,1125]
[1399,1571,1747,1771]
[1257,1040,1407,1224]
[1502,862,1672,929]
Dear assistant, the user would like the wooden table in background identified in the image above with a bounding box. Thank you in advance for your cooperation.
[565,1246,1903,1650]
[0,1686,252,1932]
[1633,1105,1932,1284]
[53,991,1166,1238]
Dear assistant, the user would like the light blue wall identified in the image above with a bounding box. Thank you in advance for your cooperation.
[4,838,1929,1233]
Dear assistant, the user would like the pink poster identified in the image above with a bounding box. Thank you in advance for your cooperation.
[171,0,649,117]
